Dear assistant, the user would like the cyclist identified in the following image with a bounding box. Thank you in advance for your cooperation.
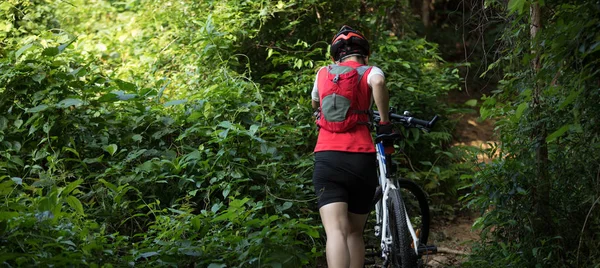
[311,25,393,268]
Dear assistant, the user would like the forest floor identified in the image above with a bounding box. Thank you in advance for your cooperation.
[423,88,496,267]
[425,212,480,267]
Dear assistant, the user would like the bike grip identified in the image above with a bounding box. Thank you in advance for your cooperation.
[409,117,430,127]
[389,113,404,120]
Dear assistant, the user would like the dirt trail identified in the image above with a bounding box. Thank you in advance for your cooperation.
[422,89,497,267]
[448,89,497,162]
[425,213,480,267]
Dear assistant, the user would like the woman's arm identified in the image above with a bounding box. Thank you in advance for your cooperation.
[371,74,390,122]
[312,100,319,110]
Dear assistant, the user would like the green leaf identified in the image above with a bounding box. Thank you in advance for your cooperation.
[218,121,233,129]
[60,240,77,247]
[229,197,250,208]
[279,201,292,211]
[0,211,19,220]
[211,203,223,213]
[0,116,7,131]
[0,2,12,11]
[14,119,23,129]
[113,91,137,101]
[26,104,50,113]
[508,0,526,14]
[188,189,198,196]
[66,196,85,215]
[114,80,136,91]
[480,106,491,120]
[441,151,454,158]
[63,147,79,157]
[207,264,226,268]
[97,92,119,102]
[191,216,201,231]
[222,185,231,198]
[103,144,118,156]
[100,91,136,102]
[138,252,159,259]
[465,99,478,107]
[98,179,118,192]
[10,156,24,167]
[69,67,87,78]
[546,124,571,143]
[58,38,77,53]
[56,98,85,108]
[31,71,46,83]
[249,124,259,135]
[11,177,22,185]
[63,179,83,196]
[164,99,187,107]
[83,155,104,164]
[514,102,528,120]
[558,89,580,110]
[132,134,143,142]
[42,47,60,56]
[305,227,320,238]
[187,111,203,122]
[0,21,10,32]
[156,80,171,101]
[15,43,34,58]
[218,129,229,139]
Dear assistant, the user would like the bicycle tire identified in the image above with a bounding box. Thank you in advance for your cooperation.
[387,187,417,268]
[397,179,430,246]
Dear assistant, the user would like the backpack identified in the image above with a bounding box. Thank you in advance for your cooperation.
[316,64,372,132]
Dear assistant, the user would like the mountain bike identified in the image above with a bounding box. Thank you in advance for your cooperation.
[368,110,439,268]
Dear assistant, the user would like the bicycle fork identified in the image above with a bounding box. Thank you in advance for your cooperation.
[375,144,391,259]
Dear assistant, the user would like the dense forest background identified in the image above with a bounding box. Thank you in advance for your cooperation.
[1,0,599,267]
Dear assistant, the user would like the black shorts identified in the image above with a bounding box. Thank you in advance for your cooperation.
[312,151,378,214]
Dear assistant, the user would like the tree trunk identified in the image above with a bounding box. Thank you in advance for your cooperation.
[421,0,431,28]
[530,1,552,237]
[388,0,406,38]
[530,3,541,73]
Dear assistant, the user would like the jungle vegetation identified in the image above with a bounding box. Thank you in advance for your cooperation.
[0,0,598,267]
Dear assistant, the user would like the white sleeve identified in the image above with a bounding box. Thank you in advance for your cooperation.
[311,67,325,102]
[367,66,385,87]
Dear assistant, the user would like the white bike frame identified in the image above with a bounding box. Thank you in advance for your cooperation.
[374,142,420,260]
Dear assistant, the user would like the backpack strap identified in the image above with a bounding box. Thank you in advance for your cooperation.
[352,65,372,116]
[356,65,371,83]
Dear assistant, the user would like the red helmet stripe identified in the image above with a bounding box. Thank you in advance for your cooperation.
[332,32,365,43]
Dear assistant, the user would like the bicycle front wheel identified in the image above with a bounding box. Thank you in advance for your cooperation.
[387,187,417,268]
[387,179,430,268]
[398,179,430,247]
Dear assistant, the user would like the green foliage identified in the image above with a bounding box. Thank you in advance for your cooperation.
[1,0,462,266]
[464,1,600,266]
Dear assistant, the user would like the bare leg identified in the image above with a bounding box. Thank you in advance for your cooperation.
[347,212,369,268]
[319,202,351,268]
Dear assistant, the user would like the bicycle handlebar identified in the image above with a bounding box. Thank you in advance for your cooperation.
[373,110,439,132]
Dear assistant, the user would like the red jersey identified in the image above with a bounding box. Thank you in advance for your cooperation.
[313,60,375,153]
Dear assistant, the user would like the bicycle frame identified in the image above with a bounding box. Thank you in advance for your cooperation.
[374,142,420,260]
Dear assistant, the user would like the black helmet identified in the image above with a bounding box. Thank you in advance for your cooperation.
[330,25,370,62]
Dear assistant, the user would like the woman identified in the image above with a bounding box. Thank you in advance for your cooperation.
[311,25,392,268]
